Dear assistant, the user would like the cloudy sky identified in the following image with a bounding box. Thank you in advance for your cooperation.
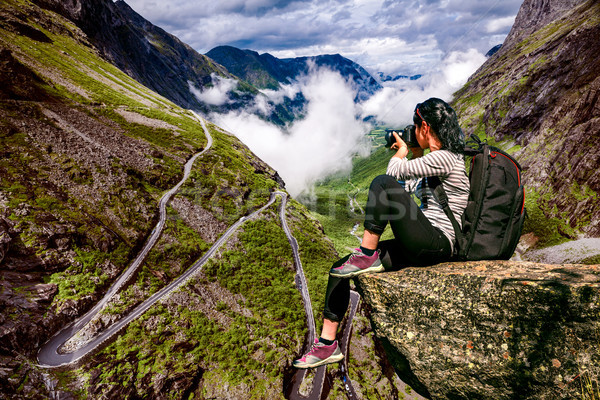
[122,0,524,195]
[123,0,523,76]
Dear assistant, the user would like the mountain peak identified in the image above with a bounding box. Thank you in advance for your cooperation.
[206,45,382,101]
[504,0,589,46]
[452,0,600,238]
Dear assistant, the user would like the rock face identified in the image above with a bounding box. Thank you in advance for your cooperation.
[0,218,11,264]
[451,0,600,236]
[30,0,233,111]
[504,0,586,43]
[28,0,302,125]
[206,46,382,101]
[357,261,600,400]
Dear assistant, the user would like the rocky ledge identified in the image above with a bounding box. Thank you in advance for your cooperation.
[356,261,600,400]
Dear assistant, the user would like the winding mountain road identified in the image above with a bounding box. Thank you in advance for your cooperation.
[38,112,213,367]
[278,193,316,343]
[37,111,360,399]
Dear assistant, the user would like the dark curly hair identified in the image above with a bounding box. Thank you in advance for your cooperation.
[413,97,465,154]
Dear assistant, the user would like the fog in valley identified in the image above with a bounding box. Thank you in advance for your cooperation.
[194,49,487,196]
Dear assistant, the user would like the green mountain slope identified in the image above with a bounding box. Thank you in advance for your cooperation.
[451,0,600,247]
[0,0,407,398]
[29,0,255,113]
[206,45,382,101]
[206,46,282,90]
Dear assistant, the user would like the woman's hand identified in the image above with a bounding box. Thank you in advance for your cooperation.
[390,131,409,159]
[391,131,423,159]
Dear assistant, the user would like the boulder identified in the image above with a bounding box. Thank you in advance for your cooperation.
[356,261,600,400]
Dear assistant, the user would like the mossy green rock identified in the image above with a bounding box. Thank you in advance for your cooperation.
[451,0,600,238]
[357,261,600,399]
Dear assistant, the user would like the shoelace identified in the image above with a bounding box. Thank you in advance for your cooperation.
[336,251,361,269]
[350,250,370,261]
[308,342,325,355]
[301,344,319,359]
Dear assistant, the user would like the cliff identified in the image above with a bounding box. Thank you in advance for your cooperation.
[357,261,600,399]
[0,1,404,398]
[451,0,600,240]
[29,0,244,112]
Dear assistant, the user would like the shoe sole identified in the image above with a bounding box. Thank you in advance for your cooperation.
[293,352,345,369]
[329,264,385,278]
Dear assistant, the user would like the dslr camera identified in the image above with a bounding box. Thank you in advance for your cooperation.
[384,125,419,148]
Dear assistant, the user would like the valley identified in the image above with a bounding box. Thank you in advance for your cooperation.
[1,0,599,398]
[0,1,404,397]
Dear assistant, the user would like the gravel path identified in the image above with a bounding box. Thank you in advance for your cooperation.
[523,238,600,264]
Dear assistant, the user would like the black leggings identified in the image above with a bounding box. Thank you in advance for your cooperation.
[323,175,452,322]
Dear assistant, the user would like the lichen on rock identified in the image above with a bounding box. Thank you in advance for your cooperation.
[356,261,600,399]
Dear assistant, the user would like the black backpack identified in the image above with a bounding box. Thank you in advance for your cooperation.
[432,135,526,261]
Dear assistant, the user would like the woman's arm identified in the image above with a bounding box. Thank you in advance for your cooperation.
[387,150,459,180]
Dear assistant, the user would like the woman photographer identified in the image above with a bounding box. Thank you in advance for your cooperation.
[293,97,470,369]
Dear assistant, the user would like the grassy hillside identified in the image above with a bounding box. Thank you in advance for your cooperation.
[0,0,343,397]
[0,0,413,398]
[451,0,600,248]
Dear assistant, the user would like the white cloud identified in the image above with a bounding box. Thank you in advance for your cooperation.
[486,16,517,33]
[188,74,238,106]
[360,48,487,126]
[260,83,301,105]
[250,93,274,115]
[210,64,370,196]
[441,48,487,87]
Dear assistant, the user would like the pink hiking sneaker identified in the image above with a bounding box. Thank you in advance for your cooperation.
[329,248,384,278]
[292,339,344,369]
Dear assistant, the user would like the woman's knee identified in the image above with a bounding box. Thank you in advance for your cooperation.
[370,174,397,190]
[369,175,410,203]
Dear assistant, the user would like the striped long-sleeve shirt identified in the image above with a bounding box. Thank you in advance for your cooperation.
[386,150,470,250]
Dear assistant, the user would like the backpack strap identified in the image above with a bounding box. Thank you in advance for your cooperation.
[464,134,483,157]
[428,176,463,255]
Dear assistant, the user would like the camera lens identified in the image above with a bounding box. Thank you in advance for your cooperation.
[385,125,418,148]
[384,130,395,148]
